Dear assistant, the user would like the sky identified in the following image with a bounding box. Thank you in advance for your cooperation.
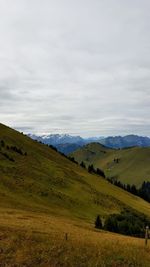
[0,0,150,137]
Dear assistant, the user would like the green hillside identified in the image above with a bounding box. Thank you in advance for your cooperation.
[0,123,150,219]
[71,142,150,187]
[0,123,150,266]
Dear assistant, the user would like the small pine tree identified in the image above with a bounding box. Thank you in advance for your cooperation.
[95,215,102,229]
[96,168,105,178]
[130,184,137,195]
[80,161,86,168]
[1,140,5,147]
[88,164,95,173]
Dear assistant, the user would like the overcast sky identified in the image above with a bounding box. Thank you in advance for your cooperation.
[0,0,150,137]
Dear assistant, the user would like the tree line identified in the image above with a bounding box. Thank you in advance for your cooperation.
[62,155,150,204]
[107,178,150,203]
[95,210,150,238]
[74,158,150,204]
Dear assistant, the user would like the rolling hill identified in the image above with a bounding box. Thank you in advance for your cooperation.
[0,123,150,266]
[71,142,150,187]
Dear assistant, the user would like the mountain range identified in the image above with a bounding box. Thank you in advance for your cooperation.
[28,133,103,154]
[28,133,150,155]
[100,135,150,149]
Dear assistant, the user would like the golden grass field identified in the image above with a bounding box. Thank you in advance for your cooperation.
[0,207,150,267]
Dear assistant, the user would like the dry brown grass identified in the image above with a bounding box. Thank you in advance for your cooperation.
[0,207,149,267]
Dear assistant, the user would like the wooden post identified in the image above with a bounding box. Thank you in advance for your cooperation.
[65,233,68,241]
[145,226,149,246]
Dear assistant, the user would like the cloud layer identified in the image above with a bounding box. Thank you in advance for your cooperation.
[0,0,150,136]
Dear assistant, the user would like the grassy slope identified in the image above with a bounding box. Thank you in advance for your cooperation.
[0,123,150,219]
[71,143,150,187]
[0,123,150,266]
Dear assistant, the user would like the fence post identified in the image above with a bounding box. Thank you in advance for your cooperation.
[65,233,68,241]
[145,226,149,246]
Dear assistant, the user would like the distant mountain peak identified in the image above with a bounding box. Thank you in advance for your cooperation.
[28,133,150,154]
[100,135,150,149]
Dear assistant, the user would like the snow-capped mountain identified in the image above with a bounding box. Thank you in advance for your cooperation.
[28,134,85,146]
[28,133,150,154]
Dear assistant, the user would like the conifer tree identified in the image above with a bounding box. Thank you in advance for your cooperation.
[95,215,102,229]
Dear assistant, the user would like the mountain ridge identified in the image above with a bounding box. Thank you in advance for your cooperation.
[99,134,150,149]
[28,133,150,155]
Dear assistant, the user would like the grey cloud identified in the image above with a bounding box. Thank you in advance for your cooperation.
[15,126,34,132]
[0,0,150,136]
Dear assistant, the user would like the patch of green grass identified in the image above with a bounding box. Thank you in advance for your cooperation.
[71,142,150,187]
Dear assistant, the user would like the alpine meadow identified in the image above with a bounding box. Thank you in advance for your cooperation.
[0,1,150,267]
[0,123,150,266]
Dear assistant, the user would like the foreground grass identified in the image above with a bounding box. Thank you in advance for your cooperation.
[0,208,150,267]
